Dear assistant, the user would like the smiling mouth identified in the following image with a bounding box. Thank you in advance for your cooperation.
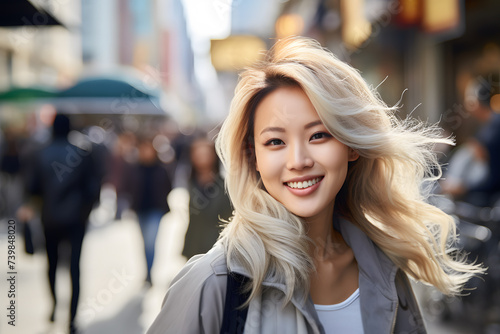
[285,177,323,189]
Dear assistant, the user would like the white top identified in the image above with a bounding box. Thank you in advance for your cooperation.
[314,288,365,334]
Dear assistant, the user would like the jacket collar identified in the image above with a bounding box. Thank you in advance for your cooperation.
[223,216,400,333]
[334,216,399,333]
[223,245,323,333]
[334,216,398,298]
[225,217,399,292]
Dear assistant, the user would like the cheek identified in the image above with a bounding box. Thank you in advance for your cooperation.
[324,155,348,170]
[316,146,350,175]
[255,150,283,181]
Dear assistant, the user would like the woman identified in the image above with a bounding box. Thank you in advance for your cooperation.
[147,37,483,333]
[182,136,232,260]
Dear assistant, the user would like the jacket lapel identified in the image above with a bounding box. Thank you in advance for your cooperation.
[335,217,399,333]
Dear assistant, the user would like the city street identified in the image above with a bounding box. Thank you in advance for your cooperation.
[1,1,500,334]
[0,188,477,333]
[0,188,190,334]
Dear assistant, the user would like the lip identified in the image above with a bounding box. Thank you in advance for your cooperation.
[284,176,324,197]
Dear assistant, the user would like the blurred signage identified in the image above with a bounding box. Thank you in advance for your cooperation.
[398,0,463,36]
[422,0,460,33]
[398,0,421,25]
[341,0,372,50]
[210,36,266,72]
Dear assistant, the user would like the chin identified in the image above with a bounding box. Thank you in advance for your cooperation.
[290,209,320,219]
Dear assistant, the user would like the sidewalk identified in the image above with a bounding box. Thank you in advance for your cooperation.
[0,188,190,334]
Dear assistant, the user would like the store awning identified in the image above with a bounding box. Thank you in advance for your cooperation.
[0,0,65,27]
[52,76,166,115]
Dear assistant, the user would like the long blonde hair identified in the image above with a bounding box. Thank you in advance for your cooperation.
[216,36,483,304]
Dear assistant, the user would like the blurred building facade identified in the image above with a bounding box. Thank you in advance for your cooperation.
[0,0,199,127]
[0,0,81,90]
[66,0,199,125]
[210,0,500,144]
[2,0,500,136]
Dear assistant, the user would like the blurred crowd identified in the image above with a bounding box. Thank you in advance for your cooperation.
[0,110,232,333]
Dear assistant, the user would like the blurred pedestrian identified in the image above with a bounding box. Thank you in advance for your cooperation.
[0,127,24,219]
[1,126,38,254]
[128,138,173,285]
[27,114,103,334]
[441,74,500,206]
[181,136,232,260]
[105,131,137,220]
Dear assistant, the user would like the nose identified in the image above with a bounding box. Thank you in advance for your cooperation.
[286,141,314,170]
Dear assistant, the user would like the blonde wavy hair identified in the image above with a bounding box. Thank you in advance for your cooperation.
[216,36,483,304]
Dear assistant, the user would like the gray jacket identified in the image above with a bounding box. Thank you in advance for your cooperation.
[147,217,426,333]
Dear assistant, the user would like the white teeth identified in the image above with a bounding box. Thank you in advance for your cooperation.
[287,177,321,189]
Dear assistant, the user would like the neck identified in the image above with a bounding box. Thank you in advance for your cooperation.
[307,205,359,305]
[305,205,346,259]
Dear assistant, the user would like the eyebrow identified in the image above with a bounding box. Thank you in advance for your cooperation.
[259,120,324,135]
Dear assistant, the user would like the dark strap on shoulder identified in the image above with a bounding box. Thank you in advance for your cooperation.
[220,272,251,334]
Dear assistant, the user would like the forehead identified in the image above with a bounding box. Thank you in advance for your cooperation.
[253,86,321,129]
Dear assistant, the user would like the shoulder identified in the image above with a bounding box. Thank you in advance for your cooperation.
[168,243,228,294]
[147,244,228,334]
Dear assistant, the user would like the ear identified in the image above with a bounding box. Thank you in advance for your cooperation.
[348,148,359,162]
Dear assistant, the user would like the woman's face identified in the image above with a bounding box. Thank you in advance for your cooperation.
[191,140,216,171]
[253,86,358,222]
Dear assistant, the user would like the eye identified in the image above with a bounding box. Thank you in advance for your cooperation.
[310,132,332,141]
[264,138,285,146]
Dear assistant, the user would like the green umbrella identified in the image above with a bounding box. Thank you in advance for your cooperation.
[0,86,57,102]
